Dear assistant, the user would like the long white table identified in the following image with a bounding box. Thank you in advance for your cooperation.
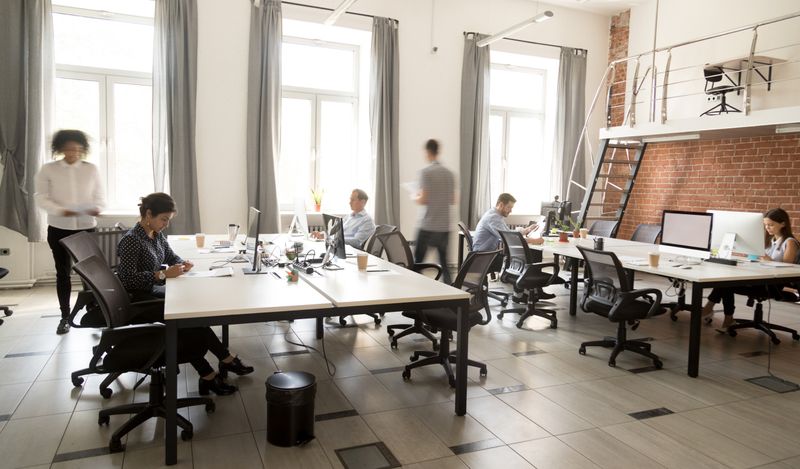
[161,235,470,465]
[534,236,800,378]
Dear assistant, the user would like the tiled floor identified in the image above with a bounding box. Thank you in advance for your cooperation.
[1,275,800,469]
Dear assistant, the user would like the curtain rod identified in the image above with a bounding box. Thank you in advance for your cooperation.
[464,31,586,54]
[281,1,398,23]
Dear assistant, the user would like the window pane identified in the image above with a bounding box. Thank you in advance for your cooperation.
[504,115,548,213]
[490,68,544,110]
[53,13,153,72]
[278,97,314,207]
[488,114,504,201]
[53,0,155,17]
[111,83,153,207]
[282,42,355,92]
[318,100,356,212]
[54,76,101,164]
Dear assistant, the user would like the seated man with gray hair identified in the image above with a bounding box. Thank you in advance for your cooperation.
[313,189,375,248]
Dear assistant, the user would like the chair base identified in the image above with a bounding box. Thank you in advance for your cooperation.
[402,330,486,387]
[579,322,662,368]
[98,370,214,452]
[387,319,439,349]
[499,302,557,329]
[726,302,800,345]
[700,95,741,116]
[487,289,509,307]
[71,369,121,399]
[337,313,382,327]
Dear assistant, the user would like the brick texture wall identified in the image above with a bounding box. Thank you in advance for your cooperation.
[605,11,800,240]
[607,11,629,127]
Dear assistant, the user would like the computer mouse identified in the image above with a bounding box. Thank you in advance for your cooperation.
[681,265,692,269]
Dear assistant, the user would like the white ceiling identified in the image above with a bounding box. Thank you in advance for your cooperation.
[532,0,651,16]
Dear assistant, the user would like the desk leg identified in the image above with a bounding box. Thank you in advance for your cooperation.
[221,324,229,348]
[316,317,323,340]
[455,305,468,416]
[568,255,578,316]
[688,283,702,377]
[165,321,178,465]
[457,233,465,271]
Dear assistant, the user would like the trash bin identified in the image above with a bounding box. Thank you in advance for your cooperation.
[265,371,316,447]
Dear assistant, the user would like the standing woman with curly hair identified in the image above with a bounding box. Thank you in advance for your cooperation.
[35,130,105,334]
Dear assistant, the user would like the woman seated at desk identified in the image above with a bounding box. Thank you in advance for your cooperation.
[117,192,253,395]
[703,208,799,330]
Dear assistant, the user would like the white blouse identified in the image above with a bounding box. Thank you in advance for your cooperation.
[35,159,106,230]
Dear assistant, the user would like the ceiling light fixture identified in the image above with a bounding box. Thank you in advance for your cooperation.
[323,0,358,26]
[775,124,800,134]
[476,10,554,47]
[641,133,701,143]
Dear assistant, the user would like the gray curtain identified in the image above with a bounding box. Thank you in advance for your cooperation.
[459,33,491,228]
[556,47,587,207]
[246,0,281,233]
[0,0,52,242]
[153,0,200,233]
[370,17,400,227]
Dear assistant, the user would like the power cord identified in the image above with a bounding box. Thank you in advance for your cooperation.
[282,329,337,377]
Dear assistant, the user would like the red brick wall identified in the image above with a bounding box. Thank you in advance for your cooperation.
[608,11,629,127]
[605,11,800,239]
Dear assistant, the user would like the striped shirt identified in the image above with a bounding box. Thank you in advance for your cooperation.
[419,161,454,232]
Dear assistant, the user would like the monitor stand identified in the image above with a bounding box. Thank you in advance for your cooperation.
[242,267,269,275]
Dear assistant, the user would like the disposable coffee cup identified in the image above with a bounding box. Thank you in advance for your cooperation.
[357,253,368,270]
[195,233,206,248]
[227,224,240,242]
[648,252,660,267]
[579,228,589,239]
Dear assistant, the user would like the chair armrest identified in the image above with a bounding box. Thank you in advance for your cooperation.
[129,299,166,324]
[518,261,559,288]
[95,323,166,372]
[620,288,663,317]
[413,262,443,280]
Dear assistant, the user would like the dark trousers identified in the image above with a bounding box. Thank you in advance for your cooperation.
[707,285,777,316]
[415,229,451,284]
[47,225,95,318]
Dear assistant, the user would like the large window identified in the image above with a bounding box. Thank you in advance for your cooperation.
[279,20,371,214]
[52,0,155,211]
[489,51,558,214]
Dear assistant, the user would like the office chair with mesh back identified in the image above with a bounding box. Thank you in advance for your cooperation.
[0,268,13,325]
[700,66,742,117]
[402,250,500,386]
[630,223,662,244]
[588,220,619,238]
[577,246,666,368]
[336,224,397,327]
[498,230,560,329]
[72,255,214,453]
[457,222,510,308]
[378,231,443,349]
[726,287,800,345]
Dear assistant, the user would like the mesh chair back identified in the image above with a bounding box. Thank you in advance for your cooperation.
[363,224,397,257]
[60,231,104,263]
[457,222,474,251]
[588,220,618,237]
[377,231,415,269]
[72,256,135,328]
[498,230,540,278]
[453,250,500,317]
[630,223,661,244]
[577,246,631,310]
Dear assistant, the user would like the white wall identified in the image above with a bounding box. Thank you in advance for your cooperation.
[626,0,800,121]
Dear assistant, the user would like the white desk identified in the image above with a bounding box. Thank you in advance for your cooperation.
[162,235,470,466]
[533,237,800,378]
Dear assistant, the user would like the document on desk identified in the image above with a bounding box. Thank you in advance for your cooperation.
[197,248,237,254]
[182,267,234,278]
[617,255,649,266]
[759,261,794,268]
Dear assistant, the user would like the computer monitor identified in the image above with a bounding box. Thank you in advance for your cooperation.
[243,207,264,274]
[540,199,573,234]
[288,197,309,237]
[659,210,713,260]
[323,216,347,263]
[707,210,765,257]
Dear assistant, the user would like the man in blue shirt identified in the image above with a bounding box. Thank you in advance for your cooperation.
[313,189,375,248]
[472,193,543,252]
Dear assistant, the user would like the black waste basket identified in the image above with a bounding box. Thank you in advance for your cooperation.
[265,371,316,447]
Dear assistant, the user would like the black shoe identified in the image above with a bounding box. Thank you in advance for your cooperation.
[538,291,557,300]
[511,293,528,304]
[56,319,70,335]
[219,356,254,376]
[198,374,238,396]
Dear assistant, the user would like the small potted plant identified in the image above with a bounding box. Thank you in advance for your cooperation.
[310,188,324,212]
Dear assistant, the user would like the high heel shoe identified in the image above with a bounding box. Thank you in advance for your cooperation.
[219,356,254,376]
[198,374,237,396]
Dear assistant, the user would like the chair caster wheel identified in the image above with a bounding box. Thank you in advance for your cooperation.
[703,317,713,325]
[771,337,781,345]
[448,377,456,388]
[402,369,411,381]
[387,329,395,337]
[608,360,616,367]
[479,367,487,377]
[631,320,640,331]
[793,333,800,341]
[728,329,737,337]
[549,320,558,329]
[390,340,398,349]
[181,430,193,441]
[409,354,418,362]
[375,318,382,326]
[578,346,586,355]
[500,300,508,307]
[497,313,504,320]
[339,317,347,327]
[653,359,663,369]
[100,387,113,399]
[670,312,678,321]
[206,402,216,413]
[109,438,124,453]
[98,414,110,426]
[72,376,84,387]
[515,320,524,329]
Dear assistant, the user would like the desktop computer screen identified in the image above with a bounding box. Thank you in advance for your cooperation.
[244,207,261,272]
[323,215,347,263]
[707,210,765,257]
[541,200,572,234]
[660,210,713,259]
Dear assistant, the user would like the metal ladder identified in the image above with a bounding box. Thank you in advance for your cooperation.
[575,139,647,237]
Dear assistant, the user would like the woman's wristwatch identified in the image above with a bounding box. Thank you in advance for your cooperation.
[157,270,167,281]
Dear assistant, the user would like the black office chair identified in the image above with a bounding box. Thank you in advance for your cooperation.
[457,221,510,308]
[700,66,742,117]
[726,288,800,345]
[630,223,661,244]
[402,250,500,387]
[0,268,13,325]
[497,230,560,329]
[378,231,443,349]
[336,224,397,327]
[588,220,619,238]
[577,246,666,368]
[72,255,215,453]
